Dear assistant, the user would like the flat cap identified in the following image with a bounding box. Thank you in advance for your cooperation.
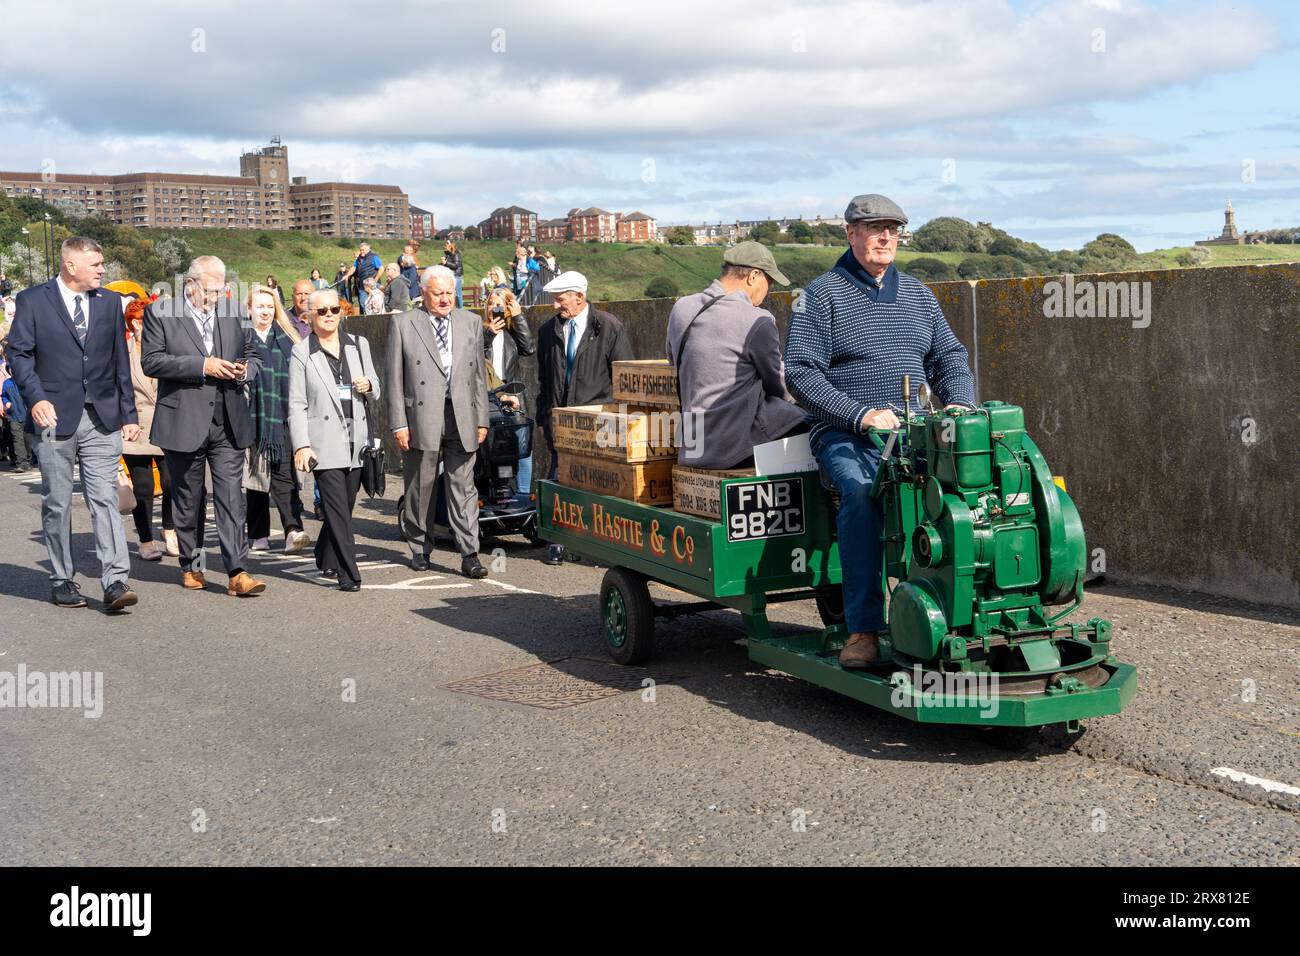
[844,193,908,226]
[723,240,789,286]
[542,270,588,294]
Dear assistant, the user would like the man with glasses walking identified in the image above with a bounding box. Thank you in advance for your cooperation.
[142,255,268,597]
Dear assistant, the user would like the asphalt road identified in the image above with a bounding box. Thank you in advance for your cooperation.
[0,466,1295,865]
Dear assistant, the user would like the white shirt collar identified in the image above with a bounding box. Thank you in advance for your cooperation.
[55,276,89,317]
[565,305,589,342]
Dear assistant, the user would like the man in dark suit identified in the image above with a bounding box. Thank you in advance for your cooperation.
[536,270,634,564]
[142,255,267,597]
[6,236,140,610]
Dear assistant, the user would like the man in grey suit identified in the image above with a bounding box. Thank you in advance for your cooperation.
[387,265,490,578]
[142,255,267,597]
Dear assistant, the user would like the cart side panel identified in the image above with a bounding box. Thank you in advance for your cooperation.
[537,480,715,593]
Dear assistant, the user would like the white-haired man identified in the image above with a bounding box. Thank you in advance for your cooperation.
[386,265,490,578]
[143,255,267,597]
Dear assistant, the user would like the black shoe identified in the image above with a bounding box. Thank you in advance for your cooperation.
[51,582,86,608]
[319,568,338,580]
[544,544,564,566]
[103,582,138,612]
[338,580,361,592]
[461,555,488,579]
[410,555,430,572]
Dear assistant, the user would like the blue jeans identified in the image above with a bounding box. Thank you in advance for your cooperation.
[811,427,885,634]
[455,275,463,307]
[515,423,533,501]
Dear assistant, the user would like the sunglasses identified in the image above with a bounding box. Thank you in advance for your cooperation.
[314,306,342,317]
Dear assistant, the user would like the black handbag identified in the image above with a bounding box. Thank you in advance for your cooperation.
[360,441,386,498]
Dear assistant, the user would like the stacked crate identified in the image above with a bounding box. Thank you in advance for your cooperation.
[551,360,681,504]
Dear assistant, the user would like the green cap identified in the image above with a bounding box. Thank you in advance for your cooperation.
[723,240,789,286]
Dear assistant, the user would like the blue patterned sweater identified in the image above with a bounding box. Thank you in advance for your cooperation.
[784,252,976,443]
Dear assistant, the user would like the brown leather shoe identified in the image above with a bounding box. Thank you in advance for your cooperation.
[226,572,266,597]
[839,631,880,669]
[181,570,206,590]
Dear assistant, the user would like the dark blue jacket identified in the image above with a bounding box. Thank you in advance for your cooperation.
[7,280,136,438]
[1,377,27,424]
[402,264,421,299]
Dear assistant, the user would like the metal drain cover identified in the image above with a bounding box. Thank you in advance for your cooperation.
[440,657,669,710]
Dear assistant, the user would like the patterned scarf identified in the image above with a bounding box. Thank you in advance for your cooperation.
[249,324,292,463]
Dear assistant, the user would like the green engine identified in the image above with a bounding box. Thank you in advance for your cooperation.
[874,395,1113,684]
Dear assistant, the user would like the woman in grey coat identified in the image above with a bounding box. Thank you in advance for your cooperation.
[288,290,381,592]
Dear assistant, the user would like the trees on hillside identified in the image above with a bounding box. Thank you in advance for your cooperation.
[665,226,696,246]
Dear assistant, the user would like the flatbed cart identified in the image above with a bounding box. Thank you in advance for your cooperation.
[538,394,1137,745]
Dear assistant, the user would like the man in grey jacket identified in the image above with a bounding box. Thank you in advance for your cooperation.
[386,265,490,578]
[666,242,807,469]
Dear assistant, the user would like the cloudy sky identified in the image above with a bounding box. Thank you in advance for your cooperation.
[1,0,1296,250]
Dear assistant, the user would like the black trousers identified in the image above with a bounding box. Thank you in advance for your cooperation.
[123,453,175,542]
[165,418,246,576]
[315,466,361,586]
[1,417,29,465]
[246,453,303,540]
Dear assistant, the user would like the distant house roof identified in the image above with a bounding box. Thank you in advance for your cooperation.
[573,206,613,217]
[540,218,569,228]
[491,204,537,217]
[623,211,653,221]
[410,204,433,216]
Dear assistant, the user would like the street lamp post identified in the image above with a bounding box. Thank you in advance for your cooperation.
[20,228,33,286]
[42,213,53,280]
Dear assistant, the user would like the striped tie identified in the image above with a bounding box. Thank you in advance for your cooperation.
[73,295,87,345]
[433,314,448,353]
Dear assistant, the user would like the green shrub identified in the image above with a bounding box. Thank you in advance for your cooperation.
[644,276,679,298]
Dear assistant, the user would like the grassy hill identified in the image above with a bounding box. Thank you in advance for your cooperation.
[137,228,1300,303]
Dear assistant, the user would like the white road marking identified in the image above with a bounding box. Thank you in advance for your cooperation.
[365,576,470,591]
[479,577,540,595]
[1209,767,1300,797]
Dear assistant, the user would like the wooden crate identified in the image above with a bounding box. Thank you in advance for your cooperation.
[556,454,674,505]
[550,403,676,463]
[613,360,679,409]
[672,465,756,520]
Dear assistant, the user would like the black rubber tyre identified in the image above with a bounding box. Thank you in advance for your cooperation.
[814,584,846,628]
[524,514,543,546]
[600,568,655,665]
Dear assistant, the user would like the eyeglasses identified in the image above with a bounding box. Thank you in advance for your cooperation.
[314,306,342,316]
[858,222,902,238]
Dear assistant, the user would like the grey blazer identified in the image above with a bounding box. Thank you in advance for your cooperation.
[288,332,381,471]
[385,306,488,452]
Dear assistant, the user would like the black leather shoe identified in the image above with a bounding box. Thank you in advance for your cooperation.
[461,555,488,579]
[103,582,138,612]
[410,555,430,572]
[319,568,338,580]
[544,544,564,566]
[338,581,361,592]
[51,582,86,608]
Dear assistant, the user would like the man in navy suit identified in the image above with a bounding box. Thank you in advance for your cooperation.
[7,236,140,610]
[142,255,267,597]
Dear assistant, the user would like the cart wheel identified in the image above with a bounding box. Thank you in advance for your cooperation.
[601,568,655,665]
[815,585,845,628]
[524,514,543,546]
